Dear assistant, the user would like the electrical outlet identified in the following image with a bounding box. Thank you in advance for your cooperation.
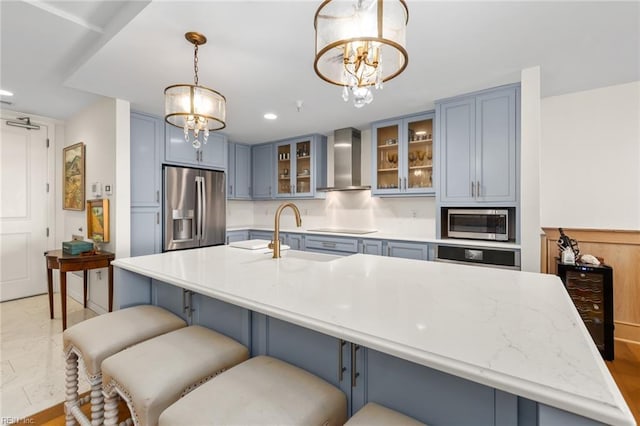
[72,234,83,241]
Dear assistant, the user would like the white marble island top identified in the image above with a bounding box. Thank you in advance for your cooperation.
[112,246,633,426]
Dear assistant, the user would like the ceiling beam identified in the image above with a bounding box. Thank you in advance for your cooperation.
[24,0,104,34]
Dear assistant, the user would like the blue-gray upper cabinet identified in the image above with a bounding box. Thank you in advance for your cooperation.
[251,143,274,199]
[372,112,435,196]
[165,124,227,170]
[228,142,251,200]
[274,135,327,199]
[438,84,519,204]
[131,112,162,207]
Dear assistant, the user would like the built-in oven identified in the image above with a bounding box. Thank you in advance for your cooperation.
[435,245,521,270]
[444,208,514,242]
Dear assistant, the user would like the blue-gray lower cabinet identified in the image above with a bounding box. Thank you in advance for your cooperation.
[130,208,161,256]
[305,235,359,256]
[191,293,252,349]
[122,272,605,426]
[249,230,284,244]
[360,239,383,255]
[226,230,249,244]
[152,280,191,322]
[385,241,430,260]
[285,233,304,250]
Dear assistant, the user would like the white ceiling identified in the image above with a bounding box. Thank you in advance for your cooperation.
[1,1,638,143]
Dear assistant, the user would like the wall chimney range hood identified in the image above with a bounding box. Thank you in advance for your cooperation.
[317,127,371,192]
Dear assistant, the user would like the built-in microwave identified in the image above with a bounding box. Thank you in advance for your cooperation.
[445,208,513,241]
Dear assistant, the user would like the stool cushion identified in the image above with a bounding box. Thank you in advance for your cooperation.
[346,402,426,425]
[159,355,347,426]
[63,305,186,380]
[102,325,249,426]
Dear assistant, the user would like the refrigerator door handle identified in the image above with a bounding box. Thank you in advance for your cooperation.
[201,176,207,242]
[195,176,202,241]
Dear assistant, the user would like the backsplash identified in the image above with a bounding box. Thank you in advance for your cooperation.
[228,192,436,238]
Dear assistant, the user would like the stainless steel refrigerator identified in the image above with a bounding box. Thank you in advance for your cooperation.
[163,165,226,251]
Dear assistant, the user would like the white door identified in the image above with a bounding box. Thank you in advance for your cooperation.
[0,118,49,301]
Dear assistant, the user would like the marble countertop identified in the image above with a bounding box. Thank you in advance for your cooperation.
[112,246,633,426]
[228,225,521,250]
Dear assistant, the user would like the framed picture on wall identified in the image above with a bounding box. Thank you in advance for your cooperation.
[63,142,85,210]
[86,198,109,243]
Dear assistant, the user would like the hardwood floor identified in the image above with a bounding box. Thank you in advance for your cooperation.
[606,339,640,423]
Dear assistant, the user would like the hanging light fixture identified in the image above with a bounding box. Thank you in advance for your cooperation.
[165,32,226,149]
[314,0,408,108]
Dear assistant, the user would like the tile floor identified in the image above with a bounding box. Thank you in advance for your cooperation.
[0,294,96,420]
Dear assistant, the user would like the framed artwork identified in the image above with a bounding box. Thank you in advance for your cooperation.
[63,142,85,210]
[86,198,109,243]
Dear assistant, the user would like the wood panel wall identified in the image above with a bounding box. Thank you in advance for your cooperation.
[541,228,640,344]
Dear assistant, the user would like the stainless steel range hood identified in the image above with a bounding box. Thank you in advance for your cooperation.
[317,127,371,192]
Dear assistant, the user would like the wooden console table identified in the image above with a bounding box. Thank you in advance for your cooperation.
[45,249,115,330]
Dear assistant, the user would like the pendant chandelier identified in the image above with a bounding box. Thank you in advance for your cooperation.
[314,0,408,108]
[165,32,226,149]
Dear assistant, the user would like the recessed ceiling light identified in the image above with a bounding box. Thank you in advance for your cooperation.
[264,113,277,120]
[0,89,14,97]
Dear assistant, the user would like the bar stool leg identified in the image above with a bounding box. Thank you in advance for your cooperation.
[103,391,119,426]
[65,352,79,426]
[90,377,104,425]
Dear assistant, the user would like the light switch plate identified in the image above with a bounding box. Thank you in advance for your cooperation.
[105,184,113,195]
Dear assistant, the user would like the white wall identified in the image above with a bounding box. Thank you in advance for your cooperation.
[540,81,640,230]
[520,67,542,272]
[58,97,119,312]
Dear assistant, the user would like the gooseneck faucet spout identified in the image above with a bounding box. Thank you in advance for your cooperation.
[269,202,302,258]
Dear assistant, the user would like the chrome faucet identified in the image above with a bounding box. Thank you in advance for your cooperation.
[269,202,302,258]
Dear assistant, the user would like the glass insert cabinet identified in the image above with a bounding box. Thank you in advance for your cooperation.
[372,112,435,196]
[275,137,319,198]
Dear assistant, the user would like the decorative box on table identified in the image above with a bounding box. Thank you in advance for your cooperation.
[62,240,94,255]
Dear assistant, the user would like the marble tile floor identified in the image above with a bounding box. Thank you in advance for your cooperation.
[0,294,97,421]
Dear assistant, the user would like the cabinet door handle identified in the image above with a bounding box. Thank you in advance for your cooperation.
[403,177,407,191]
[476,181,480,197]
[292,184,295,194]
[322,241,337,248]
[182,289,189,315]
[387,246,390,256]
[230,184,233,196]
[351,343,360,387]
[398,178,401,190]
[156,212,160,225]
[471,181,475,197]
[156,190,160,203]
[337,339,346,382]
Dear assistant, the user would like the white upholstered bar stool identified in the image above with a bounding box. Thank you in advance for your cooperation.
[346,402,426,425]
[62,305,187,426]
[158,355,347,426]
[101,325,249,426]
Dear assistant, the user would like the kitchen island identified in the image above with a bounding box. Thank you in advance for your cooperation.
[112,246,634,426]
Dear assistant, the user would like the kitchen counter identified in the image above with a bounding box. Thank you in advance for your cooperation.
[112,246,632,425]
[228,225,521,249]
